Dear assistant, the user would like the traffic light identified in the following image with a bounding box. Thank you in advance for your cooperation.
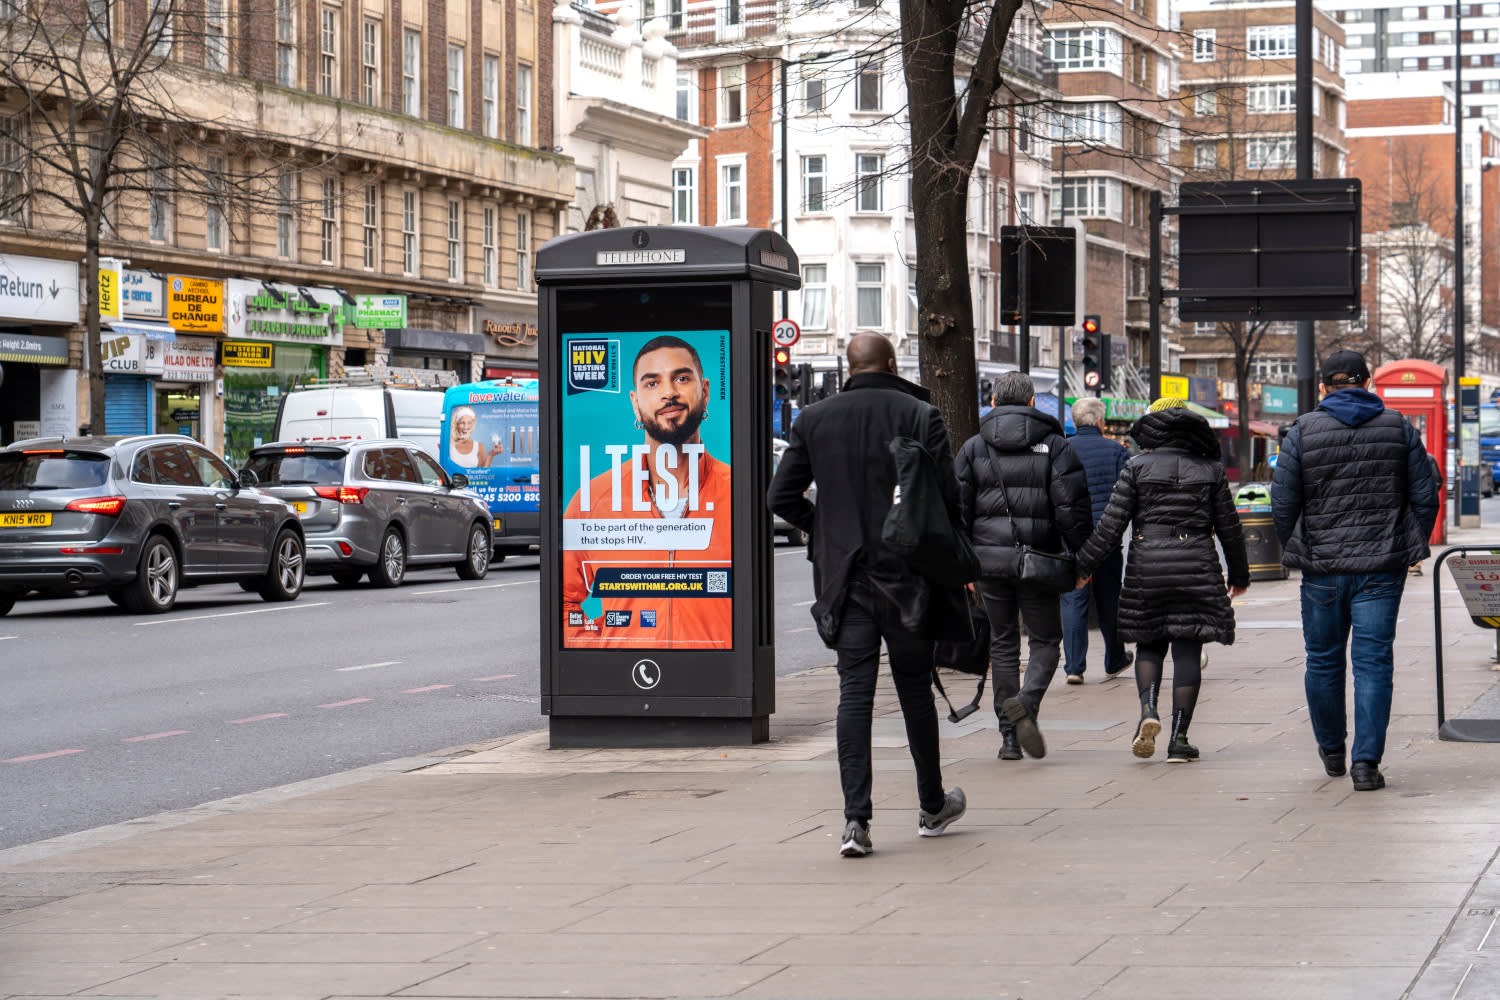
[980,378,995,407]
[1097,332,1113,393]
[1080,315,1102,393]
[774,347,793,401]
[788,363,806,406]
[796,364,814,406]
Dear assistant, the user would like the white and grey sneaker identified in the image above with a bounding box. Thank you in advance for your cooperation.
[840,819,873,857]
[917,787,967,837]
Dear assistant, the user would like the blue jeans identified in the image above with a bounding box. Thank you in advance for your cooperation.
[1061,547,1127,676]
[1300,570,1406,765]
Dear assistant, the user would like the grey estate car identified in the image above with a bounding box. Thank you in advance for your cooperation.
[243,439,492,587]
[0,435,306,616]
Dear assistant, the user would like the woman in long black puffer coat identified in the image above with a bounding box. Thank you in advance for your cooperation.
[1074,399,1250,763]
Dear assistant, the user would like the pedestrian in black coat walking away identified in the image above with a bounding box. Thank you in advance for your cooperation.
[954,371,1092,761]
[768,333,967,858]
[1074,398,1251,763]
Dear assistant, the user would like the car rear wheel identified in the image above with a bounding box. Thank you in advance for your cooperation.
[456,523,491,580]
[369,527,407,588]
[258,528,305,602]
[121,536,179,614]
[332,569,364,586]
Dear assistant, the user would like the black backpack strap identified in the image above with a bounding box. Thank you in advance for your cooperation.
[932,666,986,723]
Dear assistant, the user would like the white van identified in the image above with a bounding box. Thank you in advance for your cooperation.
[272,375,449,459]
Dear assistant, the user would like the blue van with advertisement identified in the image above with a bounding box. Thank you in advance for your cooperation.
[439,378,540,560]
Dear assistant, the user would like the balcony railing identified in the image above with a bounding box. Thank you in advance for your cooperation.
[663,0,778,45]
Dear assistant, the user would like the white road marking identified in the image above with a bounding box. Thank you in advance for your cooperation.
[418,580,538,595]
[336,660,400,672]
[774,548,807,558]
[0,636,15,641]
[792,599,815,606]
[134,603,329,626]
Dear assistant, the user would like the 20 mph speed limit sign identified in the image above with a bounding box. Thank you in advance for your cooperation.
[772,319,800,348]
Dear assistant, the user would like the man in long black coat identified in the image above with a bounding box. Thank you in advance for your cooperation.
[768,334,967,859]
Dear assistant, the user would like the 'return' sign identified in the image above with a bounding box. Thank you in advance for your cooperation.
[772,318,800,348]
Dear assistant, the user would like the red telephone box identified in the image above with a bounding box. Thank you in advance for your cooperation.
[1372,359,1447,546]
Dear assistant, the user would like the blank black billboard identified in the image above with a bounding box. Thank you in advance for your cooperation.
[1000,225,1076,326]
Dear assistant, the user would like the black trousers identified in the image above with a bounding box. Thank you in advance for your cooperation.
[978,578,1063,732]
[833,579,946,823]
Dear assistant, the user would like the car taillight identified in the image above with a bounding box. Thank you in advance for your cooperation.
[65,497,126,516]
[313,486,368,504]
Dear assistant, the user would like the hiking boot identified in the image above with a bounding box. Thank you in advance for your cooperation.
[1065,673,1084,685]
[1166,735,1200,763]
[1351,761,1386,791]
[918,787,967,837]
[998,731,1022,760]
[1001,698,1047,759]
[1104,650,1134,679]
[1131,705,1161,759]
[1317,743,1348,777]
[839,819,873,857]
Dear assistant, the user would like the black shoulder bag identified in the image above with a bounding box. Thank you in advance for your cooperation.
[982,445,1077,593]
[881,423,981,588]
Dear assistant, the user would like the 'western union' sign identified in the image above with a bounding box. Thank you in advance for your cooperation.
[596,249,686,266]
[221,341,273,367]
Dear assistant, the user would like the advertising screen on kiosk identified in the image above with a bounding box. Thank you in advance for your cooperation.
[560,328,732,650]
[440,379,540,515]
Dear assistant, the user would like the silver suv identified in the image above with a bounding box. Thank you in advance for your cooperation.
[243,440,491,587]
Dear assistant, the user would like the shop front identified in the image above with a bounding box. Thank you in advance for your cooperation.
[385,327,485,378]
[477,308,539,380]
[0,253,81,445]
[221,280,343,465]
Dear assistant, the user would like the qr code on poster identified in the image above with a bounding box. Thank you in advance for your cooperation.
[706,571,728,594]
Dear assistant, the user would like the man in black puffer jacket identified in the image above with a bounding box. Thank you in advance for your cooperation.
[1272,350,1439,793]
[955,371,1091,760]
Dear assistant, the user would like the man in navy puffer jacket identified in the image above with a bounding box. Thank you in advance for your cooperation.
[1272,350,1438,793]
[1061,397,1132,684]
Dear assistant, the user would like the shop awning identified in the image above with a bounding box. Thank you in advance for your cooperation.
[1182,401,1230,429]
[1248,420,1281,437]
[105,320,176,342]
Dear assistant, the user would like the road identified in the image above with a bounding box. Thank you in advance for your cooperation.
[0,545,828,851]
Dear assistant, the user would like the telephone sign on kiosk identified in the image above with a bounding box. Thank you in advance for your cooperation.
[772,318,800,349]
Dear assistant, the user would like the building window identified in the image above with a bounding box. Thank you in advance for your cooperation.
[1054,101,1123,146]
[801,263,828,329]
[276,0,295,85]
[908,272,919,333]
[447,44,464,128]
[855,57,882,112]
[856,263,884,328]
[402,189,418,276]
[1248,82,1296,114]
[205,155,226,252]
[721,65,745,125]
[87,0,109,41]
[668,0,684,31]
[516,210,531,290]
[482,205,497,286]
[517,65,533,144]
[276,169,295,258]
[446,198,462,281]
[362,184,379,269]
[361,19,380,105]
[855,153,883,212]
[1193,28,1215,61]
[1194,89,1217,117]
[402,29,421,116]
[675,70,695,122]
[1195,141,1216,171]
[483,54,500,137]
[1017,190,1035,224]
[1045,28,1122,74]
[320,178,339,264]
[319,5,339,97]
[1247,136,1294,169]
[802,155,826,212]
[803,67,825,112]
[672,167,696,224]
[0,116,24,225]
[205,0,228,71]
[719,160,745,222]
[148,150,172,243]
[1055,176,1121,220]
[1247,24,1296,59]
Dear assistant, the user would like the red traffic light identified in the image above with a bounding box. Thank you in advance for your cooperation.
[1081,315,1100,335]
[774,347,792,365]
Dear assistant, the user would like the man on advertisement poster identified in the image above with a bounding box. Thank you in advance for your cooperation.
[561,332,733,649]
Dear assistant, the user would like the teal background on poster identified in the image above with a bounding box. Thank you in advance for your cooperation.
[560,330,732,503]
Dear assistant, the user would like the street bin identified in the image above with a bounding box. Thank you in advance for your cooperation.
[537,226,800,748]
[1234,482,1288,581]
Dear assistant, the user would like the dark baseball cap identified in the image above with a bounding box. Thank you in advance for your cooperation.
[1320,350,1371,386]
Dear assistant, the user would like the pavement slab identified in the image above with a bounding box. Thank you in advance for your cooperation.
[7,538,1500,999]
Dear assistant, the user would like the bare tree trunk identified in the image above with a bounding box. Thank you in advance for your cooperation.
[83,229,103,435]
[911,157,978,449]
[1235,354,1253,481]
